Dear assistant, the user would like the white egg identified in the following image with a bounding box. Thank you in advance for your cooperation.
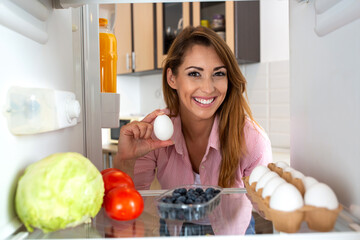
[291,170,305,180]
[262,177,286,198]
[249,165,270,185]
[304,183,338,210]
[275,161,289,169]
[255,171,279,191]
[270,183,304,212]
[153,115,174,141]
[302,176,318,191]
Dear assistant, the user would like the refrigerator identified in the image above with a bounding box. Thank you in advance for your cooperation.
[0,0,360,239]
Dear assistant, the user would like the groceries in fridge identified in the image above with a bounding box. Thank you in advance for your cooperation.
[99,18,117,93]
[15,152,104,233]
[103,187,144,221]
[155,184,222,221]
[102,169,135,194]
[101,168,144,221]
[243,162,342,233]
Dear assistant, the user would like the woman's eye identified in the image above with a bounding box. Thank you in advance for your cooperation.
[214,71,226,77]
[188,71,200,77]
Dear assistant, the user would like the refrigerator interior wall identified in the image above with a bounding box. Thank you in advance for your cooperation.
[0,2,85,238]
[290,0,360,216]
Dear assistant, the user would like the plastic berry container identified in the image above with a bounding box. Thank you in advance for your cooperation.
[155,184,223,221]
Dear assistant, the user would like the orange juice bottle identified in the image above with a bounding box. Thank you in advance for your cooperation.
[99,18,117,93]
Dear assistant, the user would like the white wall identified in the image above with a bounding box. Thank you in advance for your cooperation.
[0,3,84,238]
[117,76,141,116]
[245,61,290,150]
[290,0,360,210]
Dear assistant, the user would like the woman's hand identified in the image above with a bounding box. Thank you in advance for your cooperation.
[116,110,174,161]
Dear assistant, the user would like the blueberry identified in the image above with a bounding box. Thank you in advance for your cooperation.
[194,197,202,203]
[178,188,187,195]
[205,193,213,201]
[188,193,197,201]
[162,196,173,203]
[185,198,194,204]
[170,196,177,203]
[214,189,221,195]
[172,192,181,198]
[195,188,204,194]
[188,188,195,194]
[175,196,186,203]
[205,187,215,195]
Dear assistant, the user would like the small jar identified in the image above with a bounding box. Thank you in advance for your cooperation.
[200,20,210,28]
[212,14,225,30]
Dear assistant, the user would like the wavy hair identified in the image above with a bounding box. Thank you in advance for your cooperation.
[162,26,255,188]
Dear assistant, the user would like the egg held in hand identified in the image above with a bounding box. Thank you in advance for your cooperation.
[153,115,174,141]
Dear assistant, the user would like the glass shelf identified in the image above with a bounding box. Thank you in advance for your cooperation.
[17,189,360,239]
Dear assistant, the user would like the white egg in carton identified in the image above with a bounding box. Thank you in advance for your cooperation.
[243,162,342,233]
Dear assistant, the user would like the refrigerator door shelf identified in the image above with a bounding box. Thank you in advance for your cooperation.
[101,92,120,128]
[3,87,81,135]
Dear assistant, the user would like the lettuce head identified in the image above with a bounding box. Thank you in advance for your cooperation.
[15,152,104,233]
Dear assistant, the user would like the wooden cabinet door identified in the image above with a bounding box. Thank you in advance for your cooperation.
[156,3,190,69]
[133,3,154,72]
[192,1,259,64]
[114,3,132,74]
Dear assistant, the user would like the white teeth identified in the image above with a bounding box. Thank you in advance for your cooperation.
[194,97,215,105]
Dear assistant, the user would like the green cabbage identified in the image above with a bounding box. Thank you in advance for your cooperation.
[15,152,104,233]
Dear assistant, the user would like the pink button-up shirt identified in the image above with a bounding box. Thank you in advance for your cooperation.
[134,113,272,235]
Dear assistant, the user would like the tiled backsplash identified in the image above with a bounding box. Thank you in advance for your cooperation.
[116,60,290,150]
[244,60,290,150]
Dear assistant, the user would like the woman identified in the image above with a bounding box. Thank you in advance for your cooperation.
[114,26,272,235]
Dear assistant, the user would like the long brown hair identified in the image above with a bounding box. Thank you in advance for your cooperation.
[162,26,255,188]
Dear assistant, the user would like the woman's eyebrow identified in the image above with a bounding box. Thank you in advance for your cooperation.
[185,66,226,71]
[214,66,226,71]
[185,66,203,71]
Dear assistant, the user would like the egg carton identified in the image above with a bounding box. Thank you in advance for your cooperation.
[243,163,342,233]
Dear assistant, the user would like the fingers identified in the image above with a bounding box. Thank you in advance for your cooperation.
[121,121,153,140]
[141,109,165,124]
[149,139,174,151]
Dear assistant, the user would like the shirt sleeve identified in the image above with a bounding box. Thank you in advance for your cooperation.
[133,150,158,190]
[243,123,273,177]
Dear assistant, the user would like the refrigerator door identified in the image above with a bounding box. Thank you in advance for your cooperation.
[0,1,102,238]
[290,0,360,217]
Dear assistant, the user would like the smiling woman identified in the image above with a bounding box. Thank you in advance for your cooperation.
[114,25,272,235]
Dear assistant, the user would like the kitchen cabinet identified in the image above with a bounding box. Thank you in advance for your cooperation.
[156,2,191,69]
[192,1,260,64]
[114,3,155,74]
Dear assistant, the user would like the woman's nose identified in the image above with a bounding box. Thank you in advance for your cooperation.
[201,77,215,93]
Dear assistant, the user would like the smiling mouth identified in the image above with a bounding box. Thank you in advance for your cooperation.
[194,97,215,105]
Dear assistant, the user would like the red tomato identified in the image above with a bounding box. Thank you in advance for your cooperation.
[101,168,119,175]
[104,187,144,221]
[103,170,135,194]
